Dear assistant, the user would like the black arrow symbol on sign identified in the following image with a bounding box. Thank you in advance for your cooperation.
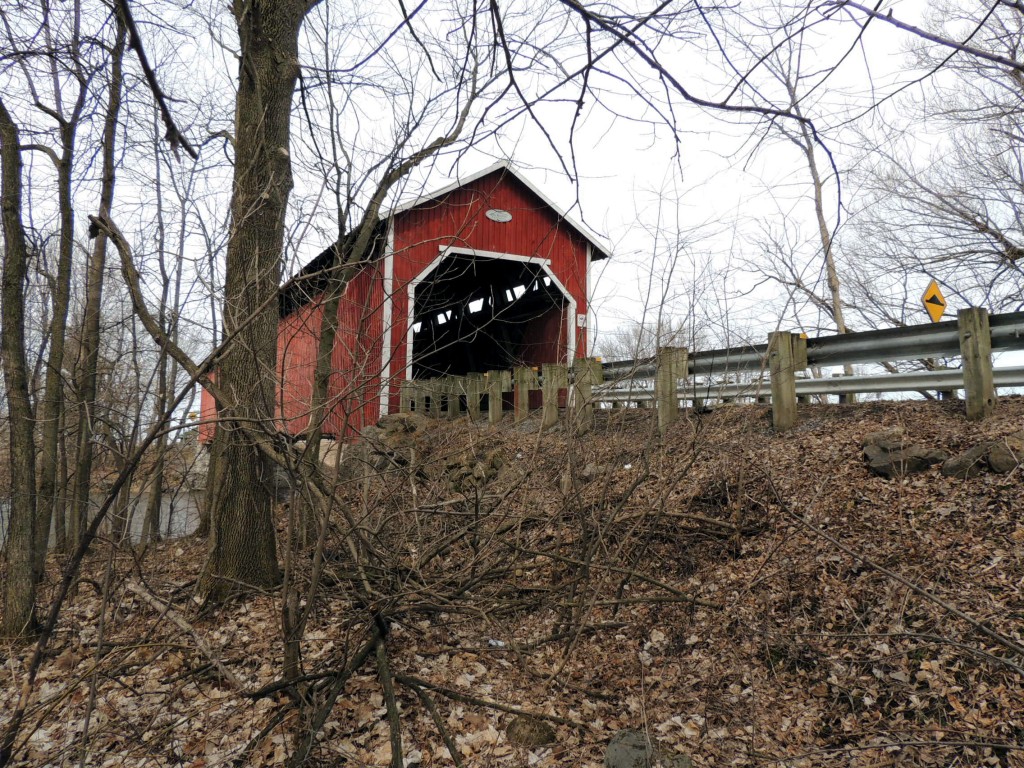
[926,295,945,306]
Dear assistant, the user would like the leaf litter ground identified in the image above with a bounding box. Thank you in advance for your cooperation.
[2,397,1023,767]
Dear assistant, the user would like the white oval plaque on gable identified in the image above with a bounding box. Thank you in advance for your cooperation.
[485,208,513,223]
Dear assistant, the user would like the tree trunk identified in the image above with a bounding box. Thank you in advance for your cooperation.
[71,19,126,555]
[39,55,88,560]
[786,80,855,396]
[201,0,314,599]
[54,408,67,552]
[799,125,848,336]
[0,97,39,638]
[142,98,175,547]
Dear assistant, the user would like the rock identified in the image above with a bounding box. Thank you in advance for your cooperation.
[604,730,692,768]
[988,431,1024,473]
[861,428,906,452]
[938,432,1024,477]
[378,412,429,434]
[864,442,948,479]
[941,443,992,479]
[559,463,608,494]
[505,715,556,748]
[861,443,888,464]
[446,448,504,492]
[359,424,386,443]
[605,731,650,768]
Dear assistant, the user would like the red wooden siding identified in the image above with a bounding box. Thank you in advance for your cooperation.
[276,301,320,433]
[385,169,590,410]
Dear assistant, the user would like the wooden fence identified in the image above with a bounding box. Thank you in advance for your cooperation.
[398,359,604,432]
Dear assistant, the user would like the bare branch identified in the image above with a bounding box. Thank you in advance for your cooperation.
[112,0,197,159]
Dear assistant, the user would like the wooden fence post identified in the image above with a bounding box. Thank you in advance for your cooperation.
[514,367,534,423]
[656,346,688,434]
[486,370,503,424]
[399,380,412,413]
[958,307,995,421]
[466,373,484,420]
[768,331,797,430]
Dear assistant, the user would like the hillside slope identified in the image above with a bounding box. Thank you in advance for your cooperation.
[3,398,1023,767]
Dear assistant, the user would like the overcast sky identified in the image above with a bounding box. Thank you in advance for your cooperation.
[367,0,933,351]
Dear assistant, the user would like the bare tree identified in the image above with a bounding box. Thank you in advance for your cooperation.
[70,16,126,556]
[0,96,38,638]
[824,0,1024,315]
[598,317,690,361]
[200,0,321,598]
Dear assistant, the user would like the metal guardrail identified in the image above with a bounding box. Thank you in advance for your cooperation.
[596,310,1024,403]
[596,366,1024,403]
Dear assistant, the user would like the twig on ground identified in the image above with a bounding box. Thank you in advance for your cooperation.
[405,680,466,768]
[124,581,246,691]
[376,640,404,768]
[395,673,587,730]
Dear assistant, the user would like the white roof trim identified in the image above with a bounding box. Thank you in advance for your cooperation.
[382,160,611,260]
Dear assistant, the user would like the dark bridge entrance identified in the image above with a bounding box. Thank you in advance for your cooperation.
[410,253,570,379]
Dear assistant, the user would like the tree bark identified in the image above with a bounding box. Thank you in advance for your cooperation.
[142,100,177,546]
[201,0,315,599]
[71,19,126,554]
[0,97,39,638]
[39,2,88,559]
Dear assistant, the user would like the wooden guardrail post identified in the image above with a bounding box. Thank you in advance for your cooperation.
[768,331,797,430]
[541,364,567,429]
[796,373,810,404]
[656,346,687,434]
[958,307,995,421]
[571,358,601,431]
[486,370,504,424]
[398,380,412,413]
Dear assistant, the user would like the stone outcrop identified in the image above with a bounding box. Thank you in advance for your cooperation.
[940,444,991,479]
[862,429,948,479]
[988,431,1024,473]
[864,427,1022,480]
[942,431,1024,478]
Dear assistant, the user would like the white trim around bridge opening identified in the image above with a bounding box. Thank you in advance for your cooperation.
[400,245,577,384]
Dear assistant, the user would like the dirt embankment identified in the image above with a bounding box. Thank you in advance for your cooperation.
[3,398,1023,767]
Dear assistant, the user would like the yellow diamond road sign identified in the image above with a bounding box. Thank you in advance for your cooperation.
[922,279,947,323]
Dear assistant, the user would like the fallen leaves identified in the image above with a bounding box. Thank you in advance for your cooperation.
[3,399,1024,766]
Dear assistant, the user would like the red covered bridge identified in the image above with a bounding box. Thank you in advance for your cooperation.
[200,161,609,441]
